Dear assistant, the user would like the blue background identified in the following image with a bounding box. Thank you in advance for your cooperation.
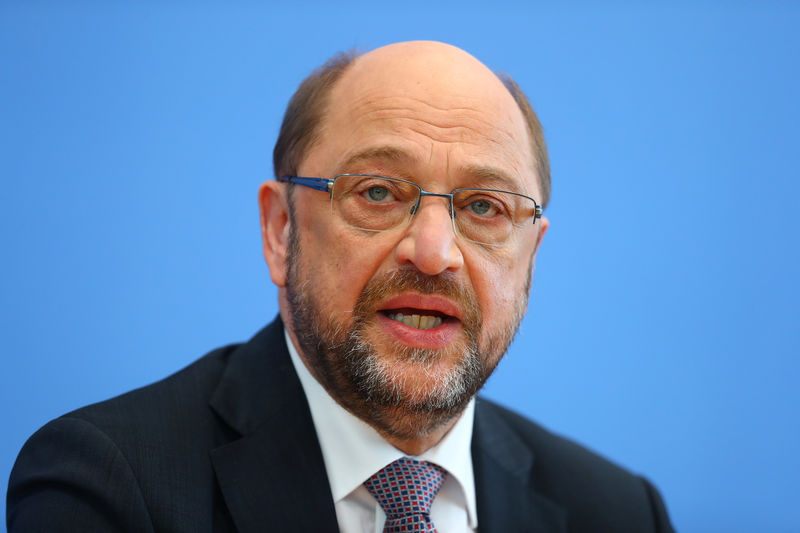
[2,2,799,531]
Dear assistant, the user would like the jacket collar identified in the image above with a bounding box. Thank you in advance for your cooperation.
[472,398,567,532]
[208,318,339,532]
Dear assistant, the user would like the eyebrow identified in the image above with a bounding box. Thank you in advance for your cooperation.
[337,146,412,172]
[336,145,528,196]
[460,164,527,195]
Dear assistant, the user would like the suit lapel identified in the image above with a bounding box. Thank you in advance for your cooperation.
[208,319,339,532]
[472,399,566,533]
[205,319,566,532]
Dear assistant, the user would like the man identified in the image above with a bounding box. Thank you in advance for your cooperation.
[8,41,674,532]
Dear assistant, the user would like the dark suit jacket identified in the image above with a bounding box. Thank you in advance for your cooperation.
[8,318,674,532]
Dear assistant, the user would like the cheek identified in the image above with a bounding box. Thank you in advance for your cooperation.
[484,269,520,316]
[301,217,393,308]
[468,248,530,325]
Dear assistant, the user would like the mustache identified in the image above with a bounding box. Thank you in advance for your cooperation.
[352,267,482,327]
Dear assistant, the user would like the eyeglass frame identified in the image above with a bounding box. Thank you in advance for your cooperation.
[277,173,544,244]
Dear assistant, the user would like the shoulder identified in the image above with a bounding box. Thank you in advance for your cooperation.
[474,397,674,532]
[6,343,243,532]
[475,396,629,479]
[68,343,238,444]
[8,319,294,532]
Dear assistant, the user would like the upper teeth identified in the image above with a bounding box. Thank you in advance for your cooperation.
[388,313,443,330]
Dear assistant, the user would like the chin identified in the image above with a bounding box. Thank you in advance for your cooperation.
[339,334,487,429]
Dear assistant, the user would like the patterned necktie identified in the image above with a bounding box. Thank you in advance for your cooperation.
[364,457,447,533]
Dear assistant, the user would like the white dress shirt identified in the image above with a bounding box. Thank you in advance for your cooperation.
[285,330,478,533]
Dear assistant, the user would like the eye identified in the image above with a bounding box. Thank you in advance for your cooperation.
[366,185,392,202]
[468,199,495,216]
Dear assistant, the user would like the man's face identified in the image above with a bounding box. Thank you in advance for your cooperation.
[275,42,547,439]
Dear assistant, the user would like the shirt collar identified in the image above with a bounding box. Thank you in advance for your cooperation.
[284,329,478,528]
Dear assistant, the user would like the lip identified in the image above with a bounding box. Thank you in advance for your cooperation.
[377,293,463,321]
[376,312,461,349]
[374,293,464,349]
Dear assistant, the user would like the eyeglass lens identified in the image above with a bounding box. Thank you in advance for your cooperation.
[330,175,535,245]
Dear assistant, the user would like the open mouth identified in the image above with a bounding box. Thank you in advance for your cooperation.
[381,308,451,330]
[376,294,463,339]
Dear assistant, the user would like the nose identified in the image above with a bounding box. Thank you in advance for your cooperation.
[394,197,465,275]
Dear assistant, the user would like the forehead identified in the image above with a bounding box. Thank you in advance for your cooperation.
[339,145,526,194]
[304,44,539,198]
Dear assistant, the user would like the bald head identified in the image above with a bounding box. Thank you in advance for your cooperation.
[337,41,513,107]
[273,41,550,207]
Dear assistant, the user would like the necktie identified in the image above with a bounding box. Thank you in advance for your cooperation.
[364,457,446,533]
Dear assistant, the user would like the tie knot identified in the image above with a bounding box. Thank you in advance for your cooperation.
[364,457,446,529]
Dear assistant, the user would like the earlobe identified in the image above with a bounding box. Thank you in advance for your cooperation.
[534,215,549,257]
[258,181,290,287]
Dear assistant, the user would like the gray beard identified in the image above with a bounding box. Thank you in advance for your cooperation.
[284,205,527,439]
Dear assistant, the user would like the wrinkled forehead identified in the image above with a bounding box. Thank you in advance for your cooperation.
[315,43,537,193]
[331,43,527,132]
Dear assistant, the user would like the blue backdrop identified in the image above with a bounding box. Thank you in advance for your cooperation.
[2,2,799,531]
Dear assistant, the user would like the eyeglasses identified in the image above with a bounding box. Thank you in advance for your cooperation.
[278,174,543,246]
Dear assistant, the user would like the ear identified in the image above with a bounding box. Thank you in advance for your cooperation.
[533,215,549,259]
[528,215,549,278]
[258,180,291,287]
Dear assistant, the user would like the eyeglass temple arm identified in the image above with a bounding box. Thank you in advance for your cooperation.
[277,176,333,192]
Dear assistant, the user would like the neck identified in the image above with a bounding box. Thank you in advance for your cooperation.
[378,416,461,455]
